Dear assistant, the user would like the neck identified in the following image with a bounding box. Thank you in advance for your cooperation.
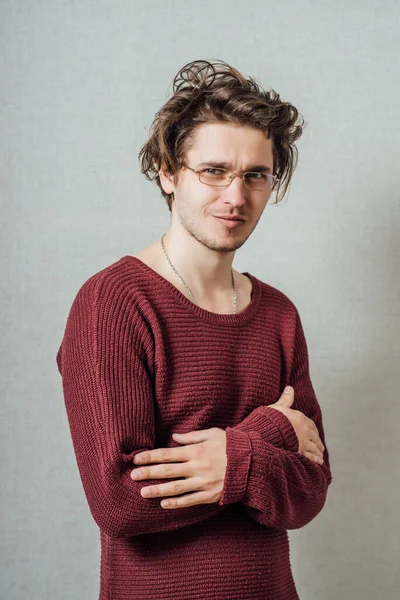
[160,229,236,301]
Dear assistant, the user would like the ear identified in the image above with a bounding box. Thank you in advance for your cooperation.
[158,163,177,196]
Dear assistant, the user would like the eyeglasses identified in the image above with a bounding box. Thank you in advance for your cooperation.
[181,164,278,192]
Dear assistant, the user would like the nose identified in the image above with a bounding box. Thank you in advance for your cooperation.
[223,174,247,207]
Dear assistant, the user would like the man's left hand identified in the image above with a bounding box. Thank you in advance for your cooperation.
[131,427,227,509]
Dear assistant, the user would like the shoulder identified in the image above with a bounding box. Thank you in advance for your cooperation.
[58,257,154,375]
[73,255,146,301]
[67,256,155,333]
[248,271,299,317]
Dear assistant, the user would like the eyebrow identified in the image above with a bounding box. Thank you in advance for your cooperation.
[195,161,272,173]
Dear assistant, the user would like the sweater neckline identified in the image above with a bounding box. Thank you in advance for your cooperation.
[121,255,262,327]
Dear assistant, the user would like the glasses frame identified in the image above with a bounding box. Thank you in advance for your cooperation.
[180,164,279,191]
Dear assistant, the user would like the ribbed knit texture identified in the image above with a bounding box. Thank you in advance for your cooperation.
[56,255,332,600]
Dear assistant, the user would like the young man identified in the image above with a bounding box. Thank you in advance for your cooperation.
[56,59,332,600]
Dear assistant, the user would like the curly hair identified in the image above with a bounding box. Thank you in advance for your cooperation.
[138,59,305,211]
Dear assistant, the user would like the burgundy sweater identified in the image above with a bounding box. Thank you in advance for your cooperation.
[56,255,332,600]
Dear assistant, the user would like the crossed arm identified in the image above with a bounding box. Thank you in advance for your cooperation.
[128,385,307,507]
[57,280,332,538]
[129,384,331,531]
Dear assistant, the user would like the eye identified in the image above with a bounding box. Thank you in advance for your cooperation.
[204,168,225,175]
[246,172,267,180]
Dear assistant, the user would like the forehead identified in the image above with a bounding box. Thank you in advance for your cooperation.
[186,122,273,164]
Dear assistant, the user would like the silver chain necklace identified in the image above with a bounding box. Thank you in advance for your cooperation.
[160,234,237,314]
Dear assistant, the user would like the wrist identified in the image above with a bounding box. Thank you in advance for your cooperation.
[218,427,252,507]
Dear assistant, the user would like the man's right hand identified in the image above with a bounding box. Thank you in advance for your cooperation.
[267,386,325,465]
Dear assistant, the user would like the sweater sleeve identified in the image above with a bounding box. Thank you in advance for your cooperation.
[229,403,300,453]
[57,276,224,538]
[218,307,333,531]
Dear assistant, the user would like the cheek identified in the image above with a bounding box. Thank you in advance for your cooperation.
[182,183,215,205]
[195,193,219,214]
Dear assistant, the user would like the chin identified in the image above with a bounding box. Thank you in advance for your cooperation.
[209,237,248,253]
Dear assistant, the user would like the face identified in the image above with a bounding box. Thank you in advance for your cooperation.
[159,122,274,253]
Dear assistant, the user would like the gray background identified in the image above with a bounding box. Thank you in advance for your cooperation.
[1,1,399,598]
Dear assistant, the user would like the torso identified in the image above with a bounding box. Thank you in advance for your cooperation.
[131,243,253,315]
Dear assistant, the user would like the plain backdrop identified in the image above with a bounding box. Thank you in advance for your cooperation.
[1,1,399,599]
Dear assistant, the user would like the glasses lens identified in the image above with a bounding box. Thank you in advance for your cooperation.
[199,169,229,186]
[243,173,273,192]
[199,169,274,191]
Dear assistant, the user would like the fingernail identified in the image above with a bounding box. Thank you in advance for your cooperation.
[131,470,141,479]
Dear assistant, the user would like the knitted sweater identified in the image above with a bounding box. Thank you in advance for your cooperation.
[56,255,332,600]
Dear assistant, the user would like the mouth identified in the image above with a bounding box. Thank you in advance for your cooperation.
[213,215,246,228]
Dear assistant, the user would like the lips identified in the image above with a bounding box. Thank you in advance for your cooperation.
[213,215,246,229]
[213,215,246,222]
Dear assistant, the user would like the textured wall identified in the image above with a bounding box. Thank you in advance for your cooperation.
[1,1,399,598]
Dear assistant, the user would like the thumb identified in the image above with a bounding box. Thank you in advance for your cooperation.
[274,385,295,407]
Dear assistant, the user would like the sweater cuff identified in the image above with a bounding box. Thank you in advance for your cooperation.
[218,427,252,507]
[259,407,299,453]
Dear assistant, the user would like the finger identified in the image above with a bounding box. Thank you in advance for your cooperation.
[131,463,188,481]
[303,450,324,465]
[278,385,295,406]
[133,446,189,465]
[172,429,212,444]
[140,477,202,499]
[308,420,323,447]
[308,428,325,453]
[306,440,324,462]
[161,491,211,509]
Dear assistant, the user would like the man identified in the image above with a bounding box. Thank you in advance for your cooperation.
[56,59,332,600]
